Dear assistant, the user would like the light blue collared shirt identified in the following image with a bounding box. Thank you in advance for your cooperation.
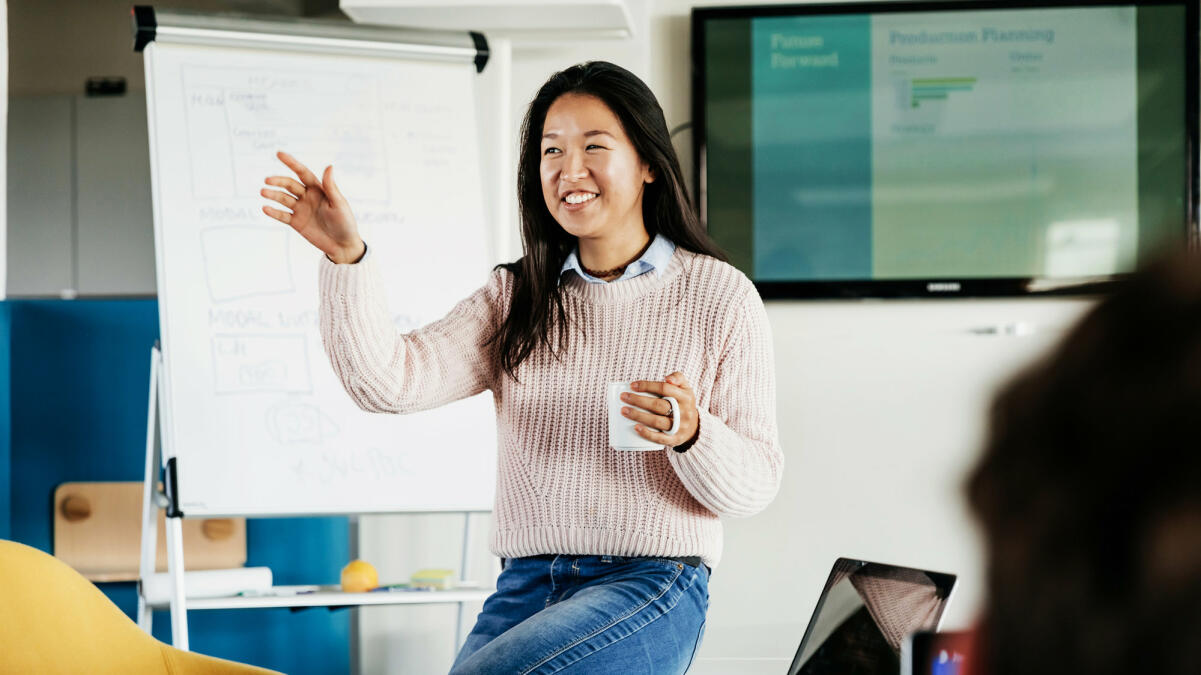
[560,234,676,284]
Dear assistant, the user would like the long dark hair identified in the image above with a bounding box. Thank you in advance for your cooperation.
[490,61,725,382]
[967,250,1201,675]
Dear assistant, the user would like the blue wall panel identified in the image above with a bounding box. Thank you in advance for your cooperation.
[1,302,10,540]
[7,300,349,674]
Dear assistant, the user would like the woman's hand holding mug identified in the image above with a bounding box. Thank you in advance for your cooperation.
[261,151,364,264]
[622,372,700,448]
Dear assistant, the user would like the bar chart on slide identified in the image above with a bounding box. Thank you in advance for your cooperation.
[895,77,977,108]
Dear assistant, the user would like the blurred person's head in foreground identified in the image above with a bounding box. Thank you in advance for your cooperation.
[967,249,1201,675]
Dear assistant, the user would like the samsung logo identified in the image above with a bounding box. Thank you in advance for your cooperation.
[927,282,962,293]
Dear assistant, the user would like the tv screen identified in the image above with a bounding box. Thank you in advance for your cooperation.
[692,0,1198,298]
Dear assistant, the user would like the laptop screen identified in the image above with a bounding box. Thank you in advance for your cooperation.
[787,558,957,675]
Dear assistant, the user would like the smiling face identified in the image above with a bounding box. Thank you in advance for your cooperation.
[539,93,654,244]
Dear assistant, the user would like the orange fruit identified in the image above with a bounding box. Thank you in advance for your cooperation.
[340,559,378,592]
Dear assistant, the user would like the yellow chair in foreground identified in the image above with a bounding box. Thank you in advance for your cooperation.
[0,539,281,674]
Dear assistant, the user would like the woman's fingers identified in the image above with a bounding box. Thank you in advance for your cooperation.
[633,425,674,445]
[622,393,673,417]
[622,405,673,431]
[276,150,322,187]
[322,165,345,206]
[630,378,691,403]
[264,175,306,198]
[260,188,298,209]
[261,205,292,225]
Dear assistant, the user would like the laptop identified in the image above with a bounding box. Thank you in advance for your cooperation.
[786,558,957,675]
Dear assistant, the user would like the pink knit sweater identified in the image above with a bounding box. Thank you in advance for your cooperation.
[318,247,782,567]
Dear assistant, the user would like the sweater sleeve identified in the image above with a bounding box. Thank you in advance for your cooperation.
[666,288,784,518]
[318,254,506,414]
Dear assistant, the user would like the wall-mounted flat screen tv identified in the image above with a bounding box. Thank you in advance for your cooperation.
[692,0,1198,298]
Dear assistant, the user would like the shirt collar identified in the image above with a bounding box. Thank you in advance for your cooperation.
[560,234,677,284]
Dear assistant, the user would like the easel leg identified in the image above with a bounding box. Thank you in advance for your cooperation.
[139,345,191,649]
[138,346,161,634]
[166,512,190,650]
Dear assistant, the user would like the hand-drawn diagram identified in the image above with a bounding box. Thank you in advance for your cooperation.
[317,447,414,485]
[184,86,235,197]
[156,52,497,513]
[200,226,294,303]
[182,66,389,201]
[212,334,312,393]
[282,446,415,487]
[266,401,341,445]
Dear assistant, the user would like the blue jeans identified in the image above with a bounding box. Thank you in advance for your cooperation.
[449,554,709,674]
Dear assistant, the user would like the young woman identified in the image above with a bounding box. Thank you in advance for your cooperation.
[262,61,783,674]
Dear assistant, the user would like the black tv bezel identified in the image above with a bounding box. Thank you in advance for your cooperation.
[691,0,1200,300]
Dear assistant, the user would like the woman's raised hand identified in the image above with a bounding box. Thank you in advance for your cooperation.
[262,151,365,264]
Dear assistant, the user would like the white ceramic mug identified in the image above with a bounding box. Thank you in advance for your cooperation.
[607,382,681,451]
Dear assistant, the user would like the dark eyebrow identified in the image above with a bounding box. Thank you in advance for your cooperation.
[541,130,616,140]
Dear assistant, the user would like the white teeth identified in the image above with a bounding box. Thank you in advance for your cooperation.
[564,192,596,205]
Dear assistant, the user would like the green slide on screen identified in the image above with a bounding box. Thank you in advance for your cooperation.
[718,4,1187,283]
[870,7,1139,279]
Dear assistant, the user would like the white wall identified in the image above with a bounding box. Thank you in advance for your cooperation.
[355,1,1099,673]
[689,297,1090,674]
[1,1,8,298]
